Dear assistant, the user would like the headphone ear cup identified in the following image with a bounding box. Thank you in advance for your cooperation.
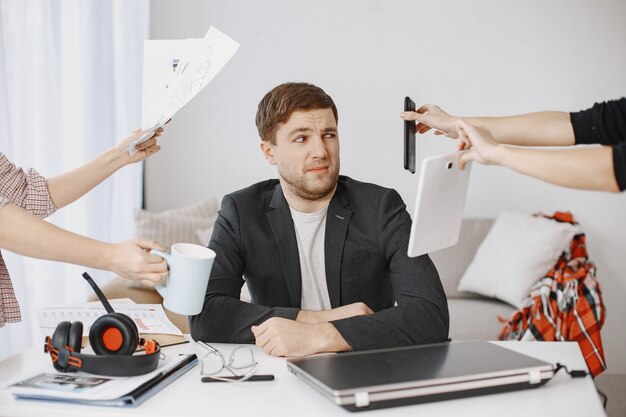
[90,313,138,356]
[50,321,71,372]
[67,321,83,354]
[108,312,139,353]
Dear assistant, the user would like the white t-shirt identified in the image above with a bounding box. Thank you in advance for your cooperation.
[290,206,332,311]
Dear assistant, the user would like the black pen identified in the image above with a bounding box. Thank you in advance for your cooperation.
[201,374,275,382]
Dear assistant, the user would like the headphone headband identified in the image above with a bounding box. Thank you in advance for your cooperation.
[44,273,162,377]
[45,336,161,377]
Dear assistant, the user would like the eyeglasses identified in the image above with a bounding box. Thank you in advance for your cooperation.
[198,342,258,382]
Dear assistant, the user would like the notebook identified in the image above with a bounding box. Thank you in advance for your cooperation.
[407,152,472,258]
[287,341,555,412]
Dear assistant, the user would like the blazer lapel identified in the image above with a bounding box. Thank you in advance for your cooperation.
[266,184,302,307]
[325,183,352,308]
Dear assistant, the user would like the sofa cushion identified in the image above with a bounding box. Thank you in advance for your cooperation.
[447,298,516,341]
[430,218,494,299]
[457,211,578,309]
[134,198,219,249]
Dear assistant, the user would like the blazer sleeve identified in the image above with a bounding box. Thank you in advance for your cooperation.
[189,195,299,344]
[330,189,450,351]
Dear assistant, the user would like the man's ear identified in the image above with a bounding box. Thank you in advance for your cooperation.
[260,141,276,165]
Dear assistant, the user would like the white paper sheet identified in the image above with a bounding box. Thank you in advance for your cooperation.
[37,301,183,337]
[140,26,240,130]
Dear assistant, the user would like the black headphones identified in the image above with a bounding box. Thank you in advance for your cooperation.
[44,273,161,377]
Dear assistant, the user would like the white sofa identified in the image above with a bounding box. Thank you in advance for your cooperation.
[430,218,516,341]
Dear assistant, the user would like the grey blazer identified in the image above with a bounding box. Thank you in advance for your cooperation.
[190,176,449,350]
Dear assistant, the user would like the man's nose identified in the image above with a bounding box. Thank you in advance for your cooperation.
[310,135,328,158]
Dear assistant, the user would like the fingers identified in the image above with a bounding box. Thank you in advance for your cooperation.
[145,259,168,273]
[141,144,162,157]
[416,104,437,115]
[147,252,166,263]
[401,105,444,137]
[458,150,473,170]
[457,124,471,150]
[457,119,482,139]
[135,137,157,151]
[251,324,271,349]
[413,123,428,134]
[134,271,168,285]
[134,238,166,251]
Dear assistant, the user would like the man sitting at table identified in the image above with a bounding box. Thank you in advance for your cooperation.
[190,82,449,357]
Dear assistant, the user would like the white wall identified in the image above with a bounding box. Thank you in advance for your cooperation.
[147,0,626,373]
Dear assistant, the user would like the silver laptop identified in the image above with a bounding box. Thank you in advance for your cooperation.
[287,341,555,412]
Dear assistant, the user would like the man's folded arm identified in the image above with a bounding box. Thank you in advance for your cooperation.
[331,188,449,351]
[189,281,299,344]
[189,195,299,343]
[330,268,449,351]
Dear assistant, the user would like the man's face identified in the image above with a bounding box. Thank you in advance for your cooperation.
[262,108,340,201]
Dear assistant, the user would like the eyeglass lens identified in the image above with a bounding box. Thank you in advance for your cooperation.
[202,346,256,376]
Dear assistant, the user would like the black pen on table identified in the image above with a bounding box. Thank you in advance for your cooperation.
[197,341,275,382]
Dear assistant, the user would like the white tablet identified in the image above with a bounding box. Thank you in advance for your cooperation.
[407,152,472,257]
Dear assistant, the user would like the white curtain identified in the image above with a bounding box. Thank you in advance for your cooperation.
[0,0,149,361]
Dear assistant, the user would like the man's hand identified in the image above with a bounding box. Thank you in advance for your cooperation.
[296,302,374,324]
[401,104,459,138]
[251,317,350,357]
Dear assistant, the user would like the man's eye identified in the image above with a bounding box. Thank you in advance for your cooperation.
[323,133,336,140]
[293,136,305,143]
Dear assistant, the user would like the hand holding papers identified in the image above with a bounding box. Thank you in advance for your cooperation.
[129,26,240,154]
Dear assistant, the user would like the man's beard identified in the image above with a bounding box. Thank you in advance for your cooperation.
[279,162,340,201]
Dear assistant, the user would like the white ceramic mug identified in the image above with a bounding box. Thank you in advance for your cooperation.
[150,243,216,316]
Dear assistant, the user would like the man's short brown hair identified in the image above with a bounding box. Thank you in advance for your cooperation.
[255,82,338,144]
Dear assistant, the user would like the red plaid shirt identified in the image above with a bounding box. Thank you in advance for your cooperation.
[0,153,57,327]
[499,212,607,377]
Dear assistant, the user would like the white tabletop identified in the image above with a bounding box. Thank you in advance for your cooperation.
[0,339,606,417]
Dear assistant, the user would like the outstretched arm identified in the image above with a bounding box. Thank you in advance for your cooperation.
[46,128,162,209]
[456,120,619,192]
[0,203,168,286]
[400,104,575,147]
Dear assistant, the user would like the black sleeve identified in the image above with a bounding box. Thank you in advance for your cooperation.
[570,97,626,191]
[189,195,299,344]
[330,189,450,350]
[570,97,626,146]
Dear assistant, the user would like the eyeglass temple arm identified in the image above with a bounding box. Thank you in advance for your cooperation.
[198,340,219,353]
